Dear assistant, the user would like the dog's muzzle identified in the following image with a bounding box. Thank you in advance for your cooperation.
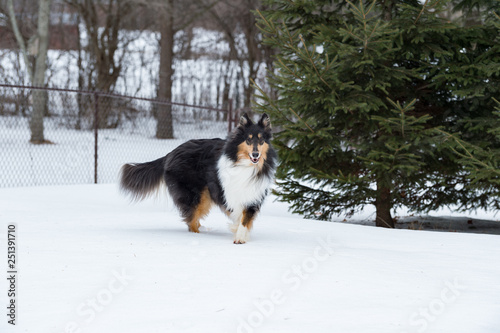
[250,152,261,164]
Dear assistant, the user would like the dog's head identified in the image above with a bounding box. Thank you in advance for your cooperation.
[229,113,272,167]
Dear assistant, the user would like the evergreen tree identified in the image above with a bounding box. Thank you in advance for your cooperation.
[254,0,500,226]
[432,2,500,209]
[437,7,500,201]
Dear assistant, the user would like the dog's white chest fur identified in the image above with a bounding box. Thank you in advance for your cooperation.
[217,154,272,218]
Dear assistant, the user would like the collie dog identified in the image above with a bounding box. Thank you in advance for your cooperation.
[120,113,277,244]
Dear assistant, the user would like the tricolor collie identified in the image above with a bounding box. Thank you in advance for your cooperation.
[120,113,276,244]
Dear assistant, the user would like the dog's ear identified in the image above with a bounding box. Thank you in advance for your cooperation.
[239,113,252,127]
[258,113,271,131]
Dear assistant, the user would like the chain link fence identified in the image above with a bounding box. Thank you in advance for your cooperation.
[0,84,239,188]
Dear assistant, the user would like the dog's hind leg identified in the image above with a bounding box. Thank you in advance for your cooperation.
[233,206,258,244]
[185,188,213,233]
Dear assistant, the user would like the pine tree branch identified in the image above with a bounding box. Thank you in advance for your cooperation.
[415,0,444,24]
[436,128,500,176]
[365,20,381,51]
[252,77,315,134]
[289,107,314,133]
[414,0,429,24]
[298,34,332,90]
[342,25,365,43]
[251,77,290,123]
[255,9,274,32]
[345,0,363,18]
[276,58,304,82]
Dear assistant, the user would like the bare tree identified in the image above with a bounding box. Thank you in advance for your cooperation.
[6,0,52,143]
[65,0,136,128]
[151,0,218,139]
[155,0,175,138]
[238,0,265,111]
[197,0,271,114]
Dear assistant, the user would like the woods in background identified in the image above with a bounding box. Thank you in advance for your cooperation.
[0,0,272,134]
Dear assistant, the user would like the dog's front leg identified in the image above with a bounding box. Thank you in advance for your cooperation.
[233,206,258,244]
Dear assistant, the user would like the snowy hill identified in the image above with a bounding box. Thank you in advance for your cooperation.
[1,184,500,333]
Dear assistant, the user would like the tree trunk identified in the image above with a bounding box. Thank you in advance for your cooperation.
[30,0,52,144]
[243,9,260,116]
[156,0,175,139]
[375,180,394,228]
[377,4,395,227]
[76,15,84,130]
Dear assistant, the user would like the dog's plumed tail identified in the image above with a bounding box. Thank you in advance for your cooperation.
[120,157,166,201]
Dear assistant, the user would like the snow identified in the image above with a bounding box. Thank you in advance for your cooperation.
[1,183,500,333]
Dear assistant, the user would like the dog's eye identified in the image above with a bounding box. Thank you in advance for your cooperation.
[259,139,265,145]
[246,138,252,145]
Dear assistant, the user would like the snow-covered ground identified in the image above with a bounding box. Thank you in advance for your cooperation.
[1,183,500,333]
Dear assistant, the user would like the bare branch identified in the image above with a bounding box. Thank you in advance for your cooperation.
[7,0,33,81]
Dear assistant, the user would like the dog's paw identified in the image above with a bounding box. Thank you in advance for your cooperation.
[233,225,250,244]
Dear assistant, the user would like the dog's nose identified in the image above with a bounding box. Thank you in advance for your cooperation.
[251,152,260,158]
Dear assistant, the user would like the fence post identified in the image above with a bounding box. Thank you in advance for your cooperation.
[227,98,233,133]
[93,92,99,184]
